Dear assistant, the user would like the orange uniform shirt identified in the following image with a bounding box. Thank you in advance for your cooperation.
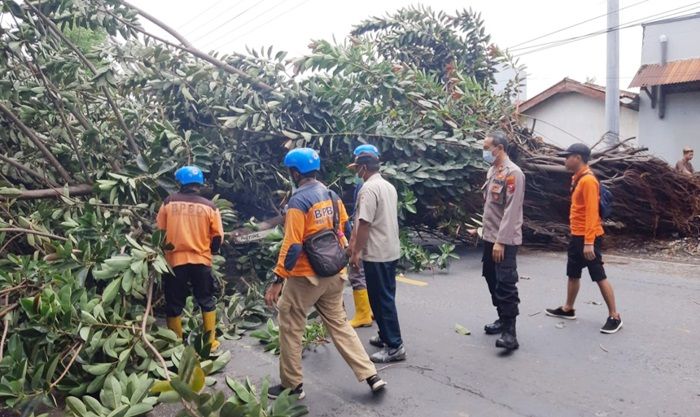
[274,181,348,279]
[156,192,224,267]
[570,167,604,244]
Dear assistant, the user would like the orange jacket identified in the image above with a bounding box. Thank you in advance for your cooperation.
[274,181,348,279]
[570,166,604,244]
[156,191,224,267]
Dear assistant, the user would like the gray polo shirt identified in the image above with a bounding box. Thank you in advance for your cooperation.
[356,173,400,262]
[481,158,526,246]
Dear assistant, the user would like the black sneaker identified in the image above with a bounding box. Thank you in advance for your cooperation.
[600,316,623,334]
[366,375,387,393]
[370,345,406,363]
[268,383,305,400]
[369,335,386,348]
[545,306,577,320]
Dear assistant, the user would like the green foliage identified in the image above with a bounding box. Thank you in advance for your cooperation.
[399,232,459,271]
[151,347,307,417]
[65,372,156,417]
[250,317,328,356]
[0,1,517,413]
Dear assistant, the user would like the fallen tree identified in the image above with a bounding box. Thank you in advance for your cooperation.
[1,1,699,416]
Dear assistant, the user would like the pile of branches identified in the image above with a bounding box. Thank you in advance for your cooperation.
[516,135,700,246]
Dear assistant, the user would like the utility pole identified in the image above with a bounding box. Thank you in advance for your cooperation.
[604,0,620,147]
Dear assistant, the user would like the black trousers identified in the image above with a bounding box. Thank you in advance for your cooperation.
[482,242,520,319]
[163,264,217,317]
[364,260,403,349]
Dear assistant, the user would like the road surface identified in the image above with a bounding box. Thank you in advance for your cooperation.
[159,248,700,417]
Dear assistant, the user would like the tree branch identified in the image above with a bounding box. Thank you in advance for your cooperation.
[1,183,94,200]
[101,3,275,93]
[25,1,141,156]
[140,274,171,381]
[0,154,58,187]
[0,102,72,184]
[49,343,84,391]
[119,0,193,48]
[0,228,67,241]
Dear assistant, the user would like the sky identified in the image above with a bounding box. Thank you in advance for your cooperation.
[129,0,700,98]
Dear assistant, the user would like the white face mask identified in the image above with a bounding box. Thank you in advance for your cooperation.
[483,149,496,164]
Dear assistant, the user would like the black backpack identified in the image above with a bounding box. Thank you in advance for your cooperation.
[572,173,613,220]
[303,192,349,277]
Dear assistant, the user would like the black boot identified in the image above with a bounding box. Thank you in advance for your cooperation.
[484,318,503,335]
[496,319,519,350]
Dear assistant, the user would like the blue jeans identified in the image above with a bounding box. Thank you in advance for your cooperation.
[363,260,403,348]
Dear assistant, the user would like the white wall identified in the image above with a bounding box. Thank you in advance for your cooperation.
[521,93,638,149]
[641,15,700,64]
[637,15,700,163]
[638,91,700,163]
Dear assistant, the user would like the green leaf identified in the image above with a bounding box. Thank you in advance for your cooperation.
[104,255,133,270]
[454,323,471,336]
[100,375,122,409]
[83,362,113,376]
[170,378,196,402]
[66,397,88,417]
[123,403,153,417]
[102,278,122,305]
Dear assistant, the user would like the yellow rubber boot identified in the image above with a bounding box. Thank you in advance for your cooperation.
[349,289,373,328]
[166,316,183,340]
[202,311,220,352]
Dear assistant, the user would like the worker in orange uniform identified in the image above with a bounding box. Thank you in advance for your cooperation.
[546,143,623,334]
[156,166,225,350]
[264,148,387,400]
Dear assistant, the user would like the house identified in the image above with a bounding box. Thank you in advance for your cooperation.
[517,78,639,148]
[629,12,700,164]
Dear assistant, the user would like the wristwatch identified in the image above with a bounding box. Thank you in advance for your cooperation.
[273,275,285,285]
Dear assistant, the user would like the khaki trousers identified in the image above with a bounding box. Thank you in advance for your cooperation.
[277,274,377,388]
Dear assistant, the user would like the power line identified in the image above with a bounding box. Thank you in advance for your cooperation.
[191,0,267,44]
[509,0,649,49]
[511,2,700,56]
[207,0,287,48]
[178,0,227,31]
[512,1,700,53]
[211,0,312,52]
[184,1,258,37]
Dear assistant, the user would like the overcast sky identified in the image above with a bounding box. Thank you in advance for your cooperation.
[130,0,700,98]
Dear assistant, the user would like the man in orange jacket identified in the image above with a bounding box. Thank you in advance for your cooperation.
[264,148,387,400]
[546,144,623,334]
[156,166,224,350]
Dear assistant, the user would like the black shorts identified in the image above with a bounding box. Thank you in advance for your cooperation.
[163,264,218,317]
[567,236,607,281]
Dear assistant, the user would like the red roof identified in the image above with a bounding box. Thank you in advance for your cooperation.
[518,78,639,113]
[629,58,700,88]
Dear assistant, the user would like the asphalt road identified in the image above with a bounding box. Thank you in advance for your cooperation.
[159,248,700,417]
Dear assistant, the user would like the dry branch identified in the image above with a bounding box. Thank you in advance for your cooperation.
[1,184,94,200]
[0,102,72,183]
[25,1,141,156]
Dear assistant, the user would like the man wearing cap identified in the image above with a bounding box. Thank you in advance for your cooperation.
[675,147,695,177]
[156,166,224,351]
[546,143,623,334]
[480,131,525,351]
[344,144,380,329]
[264,148,387,400]
[348,146,406,363]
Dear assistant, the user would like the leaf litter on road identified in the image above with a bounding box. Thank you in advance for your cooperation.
[455,323,471,336]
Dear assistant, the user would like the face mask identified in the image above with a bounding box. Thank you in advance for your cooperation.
[483,149,496,165]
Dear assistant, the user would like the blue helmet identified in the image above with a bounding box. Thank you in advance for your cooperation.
[175,165,204,186]
[284,148,321,174]
[353,144,380,158]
